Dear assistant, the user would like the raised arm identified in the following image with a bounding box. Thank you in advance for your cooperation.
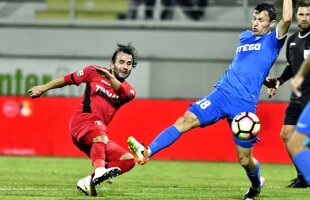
[92,66,121,91]
[291,55,310,97]
[277,0,293,38]
[28,76,66,98]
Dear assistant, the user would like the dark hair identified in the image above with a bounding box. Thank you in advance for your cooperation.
[295,1,310,12]
[112,43,138,68]
[254,3,276,21]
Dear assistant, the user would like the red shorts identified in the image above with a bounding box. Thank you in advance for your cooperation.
[69,112,107,141]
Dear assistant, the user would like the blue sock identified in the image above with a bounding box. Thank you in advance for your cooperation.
[148,126,181,156]
[246,161,261,189]
[293,150,310,186]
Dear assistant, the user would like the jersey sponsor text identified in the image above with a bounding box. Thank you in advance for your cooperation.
[95,84,120,103]
[236,43,261,53]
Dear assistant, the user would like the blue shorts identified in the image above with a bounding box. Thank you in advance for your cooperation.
[296,101,310,137]
[188,89,259,148]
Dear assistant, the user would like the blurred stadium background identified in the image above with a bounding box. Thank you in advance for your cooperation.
[0,0,303,165]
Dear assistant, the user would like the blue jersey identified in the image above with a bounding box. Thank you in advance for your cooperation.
[215,30,286,105]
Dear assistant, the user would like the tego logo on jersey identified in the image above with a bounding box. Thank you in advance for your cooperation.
[236,43,261,53]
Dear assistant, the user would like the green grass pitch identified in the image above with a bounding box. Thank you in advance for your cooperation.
[0,156,310,200]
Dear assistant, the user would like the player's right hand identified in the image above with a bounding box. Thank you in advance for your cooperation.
[92,66,113,80]
[28,86,44,98]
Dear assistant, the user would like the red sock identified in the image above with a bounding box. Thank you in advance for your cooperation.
[106,159,135,174]
[90,142,107,169]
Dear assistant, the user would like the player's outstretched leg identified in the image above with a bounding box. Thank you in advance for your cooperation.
[127,136,149,165]
[77,175,97,196]
[92,167,121,185]
[243,176,265,200]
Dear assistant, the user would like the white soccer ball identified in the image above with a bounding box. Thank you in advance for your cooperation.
[231,112,261,140]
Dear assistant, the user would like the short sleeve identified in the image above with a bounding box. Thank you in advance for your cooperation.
[64,65,95,86]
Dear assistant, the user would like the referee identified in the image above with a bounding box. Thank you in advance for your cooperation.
[268,1,310,188]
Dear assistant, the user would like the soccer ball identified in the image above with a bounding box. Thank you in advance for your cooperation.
[231,112,261,140]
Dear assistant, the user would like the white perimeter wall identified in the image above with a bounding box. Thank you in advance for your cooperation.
[0,20,297,101]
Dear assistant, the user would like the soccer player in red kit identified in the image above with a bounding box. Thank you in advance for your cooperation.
[28,44,137,196]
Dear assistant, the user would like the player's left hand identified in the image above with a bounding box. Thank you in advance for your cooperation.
[264,77,278,88]
[264,77,280,98]
[291,76,304,97]
[92,66,114,80]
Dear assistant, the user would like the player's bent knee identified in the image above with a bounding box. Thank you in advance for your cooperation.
[93,135,109,144]
[174,112,200,133]
[238,156,251,168]
[236,146,254,169]
[240,161,250,169]
[119,152,135,160]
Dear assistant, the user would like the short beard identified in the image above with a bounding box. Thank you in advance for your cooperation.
[114,71,130,81]
[298,24,310,32]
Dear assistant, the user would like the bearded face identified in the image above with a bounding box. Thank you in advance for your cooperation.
[112,52,133,81]
[296,7,310,31]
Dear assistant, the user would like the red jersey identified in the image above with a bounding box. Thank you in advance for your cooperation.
[64,65,136,140]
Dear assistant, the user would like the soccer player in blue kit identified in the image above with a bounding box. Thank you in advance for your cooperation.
[288,53,310,187]
[128,1,292,200]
